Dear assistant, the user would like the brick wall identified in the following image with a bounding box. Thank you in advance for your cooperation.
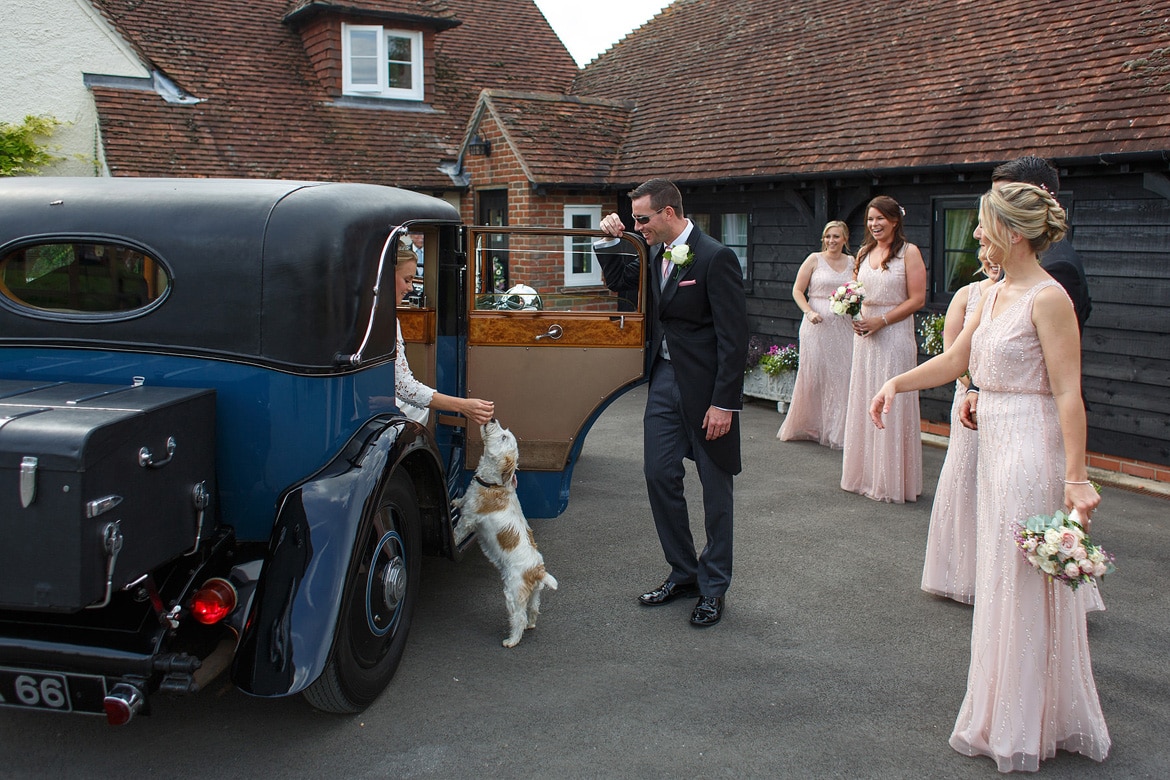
[461,115,619,298]
[297,17,342,98]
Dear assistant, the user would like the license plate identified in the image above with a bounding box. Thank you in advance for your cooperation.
[0,666,108,715]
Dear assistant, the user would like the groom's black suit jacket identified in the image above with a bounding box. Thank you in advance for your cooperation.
[597,225,748,474]
[1041,240,1091,333]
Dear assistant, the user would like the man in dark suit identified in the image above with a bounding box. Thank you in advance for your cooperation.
[408,231,426,271]
[596,179,748,627]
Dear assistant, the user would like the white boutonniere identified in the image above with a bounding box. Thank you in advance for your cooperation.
[668,243,695,279]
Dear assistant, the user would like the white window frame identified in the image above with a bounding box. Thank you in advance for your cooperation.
[563,205,603,287]
[342,24,424,101]
[721,212,749,278]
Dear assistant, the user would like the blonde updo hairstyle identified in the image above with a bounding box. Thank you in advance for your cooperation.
[978,182,1068,265]
[396,246,418,271]
[821,220,852,255]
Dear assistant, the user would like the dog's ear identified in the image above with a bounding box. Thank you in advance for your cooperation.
[501,453,517,483]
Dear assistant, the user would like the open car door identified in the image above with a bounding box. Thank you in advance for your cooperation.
[463,227,648,518]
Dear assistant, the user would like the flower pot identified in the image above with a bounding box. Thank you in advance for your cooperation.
[743,367,797,413]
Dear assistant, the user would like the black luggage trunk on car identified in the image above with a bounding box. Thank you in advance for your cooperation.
[0,381,216,612]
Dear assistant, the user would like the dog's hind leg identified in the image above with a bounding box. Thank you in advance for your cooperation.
[502,582,530,648]
[531,571,558,625]
[525,586,542,630]
[523,568,556,629]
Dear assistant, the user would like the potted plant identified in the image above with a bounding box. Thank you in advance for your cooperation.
[743,336,799,413]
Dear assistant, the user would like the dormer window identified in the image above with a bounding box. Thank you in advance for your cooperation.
[342,24,423,100]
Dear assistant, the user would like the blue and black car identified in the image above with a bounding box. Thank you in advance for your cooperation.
[0,177,647,723]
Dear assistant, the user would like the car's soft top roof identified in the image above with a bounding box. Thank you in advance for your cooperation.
[0,177,461,372]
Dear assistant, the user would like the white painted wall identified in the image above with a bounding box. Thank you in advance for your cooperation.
[3,0,149,176]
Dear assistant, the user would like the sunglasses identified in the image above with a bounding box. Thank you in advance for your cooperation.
[632,206,666,225]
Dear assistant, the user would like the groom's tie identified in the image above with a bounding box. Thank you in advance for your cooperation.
[661,245,672,284]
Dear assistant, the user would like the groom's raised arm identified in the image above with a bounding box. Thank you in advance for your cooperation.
[592,213,641,289]
[593,234,643,293]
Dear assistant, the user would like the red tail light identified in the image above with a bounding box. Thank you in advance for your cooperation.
[103,683,144,725]
[190,578,237,625]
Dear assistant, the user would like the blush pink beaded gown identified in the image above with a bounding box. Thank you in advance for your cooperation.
[949,280,1109,772]
[840,249,923,502]
[920,281,983,603]
[778,254,855,448]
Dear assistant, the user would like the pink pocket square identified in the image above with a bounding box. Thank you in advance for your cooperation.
[678,279,698,287]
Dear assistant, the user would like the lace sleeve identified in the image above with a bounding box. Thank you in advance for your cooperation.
[395,321,434,411]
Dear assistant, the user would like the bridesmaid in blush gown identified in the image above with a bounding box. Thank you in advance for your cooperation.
[840,196,926,503]
[920,254,999,603]
[871,183,1109,772]
[778,221,855,448]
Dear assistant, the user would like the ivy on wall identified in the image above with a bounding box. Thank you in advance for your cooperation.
[0,115,64,176]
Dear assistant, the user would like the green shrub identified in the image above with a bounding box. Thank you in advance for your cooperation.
[0,115,64,176]
[918,313,945,356]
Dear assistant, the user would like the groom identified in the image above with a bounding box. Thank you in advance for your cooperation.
[596,179,748,626]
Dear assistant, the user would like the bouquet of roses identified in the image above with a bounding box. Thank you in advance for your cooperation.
[829,280,865,319]
[1013,508,1115,590]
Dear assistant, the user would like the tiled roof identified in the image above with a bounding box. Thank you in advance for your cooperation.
[283,1,458,21]
[571,0,1170,185]
[88,0,577,187]
[473,90,634,186]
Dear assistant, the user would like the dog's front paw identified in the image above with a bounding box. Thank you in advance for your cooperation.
[502,636,521,648]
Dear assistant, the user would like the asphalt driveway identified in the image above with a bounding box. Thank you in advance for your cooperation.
[2,384,1167,779]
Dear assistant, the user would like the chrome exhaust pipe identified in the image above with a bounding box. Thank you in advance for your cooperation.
[103,682,145,725]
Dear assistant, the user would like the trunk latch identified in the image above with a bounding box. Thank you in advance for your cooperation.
[19,456,37,508]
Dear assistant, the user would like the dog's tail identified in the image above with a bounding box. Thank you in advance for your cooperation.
[543,572,558,591]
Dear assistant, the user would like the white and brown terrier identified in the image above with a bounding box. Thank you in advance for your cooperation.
[455,419,558,647]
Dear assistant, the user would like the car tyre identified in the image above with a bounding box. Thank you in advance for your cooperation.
[303,469,421,713]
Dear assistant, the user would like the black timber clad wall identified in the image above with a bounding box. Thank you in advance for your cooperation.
[1073,174,1170,466]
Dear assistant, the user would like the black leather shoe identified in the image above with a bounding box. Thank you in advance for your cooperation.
[689,595,724,626]
[638,579,700,606]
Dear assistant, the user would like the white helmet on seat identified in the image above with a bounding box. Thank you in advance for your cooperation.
[498,284,541,310]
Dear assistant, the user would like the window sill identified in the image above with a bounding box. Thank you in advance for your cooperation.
[330,96,436,112]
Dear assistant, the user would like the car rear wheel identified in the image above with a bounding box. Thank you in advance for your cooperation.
[303,470,421,713]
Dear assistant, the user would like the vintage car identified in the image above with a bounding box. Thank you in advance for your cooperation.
[0,177,648,723]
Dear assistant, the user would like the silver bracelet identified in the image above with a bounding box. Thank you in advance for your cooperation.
[966,388,979,394]
[881,314,889,326]
[1064,479,1092,485]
